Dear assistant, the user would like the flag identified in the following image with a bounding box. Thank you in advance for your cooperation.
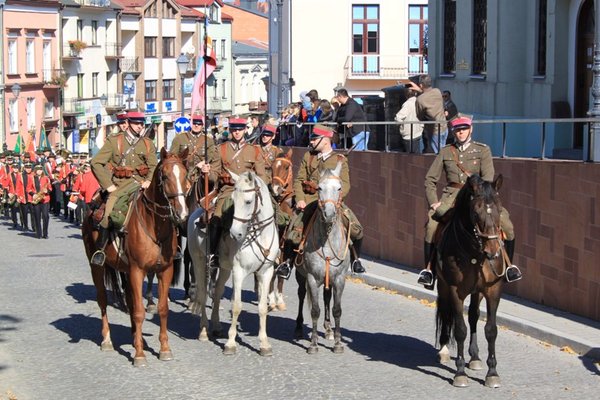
[190,18,217,116]
[38,125,52,150]
[95,124,105,152]
[14,134,23,154]
[26,131,37,160]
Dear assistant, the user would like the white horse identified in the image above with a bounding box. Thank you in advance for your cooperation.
[298,161,352,354]
[188,171,279,356]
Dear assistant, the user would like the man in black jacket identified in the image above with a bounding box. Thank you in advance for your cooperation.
[335,88,370,150]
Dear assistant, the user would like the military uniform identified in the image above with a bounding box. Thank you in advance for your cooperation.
[424,140,514,243]
[259,144,281,185]
[170,130,220,185]
[91,129,158,229]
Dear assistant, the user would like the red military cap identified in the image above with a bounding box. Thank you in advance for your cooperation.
[116,112,127,121]
[229,117,247,130]
[191,114,204,124]
[449,116,472,131]
[127,111,145,122]
[261,123,278,136]
[310,124,334,139]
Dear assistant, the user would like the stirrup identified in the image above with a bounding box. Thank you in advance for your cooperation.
[174,245,183,260]
[417,269,434,287]
[275,260,292,280]
[505,265,523,283]
[351,259,366,274]
[91,250,106,267]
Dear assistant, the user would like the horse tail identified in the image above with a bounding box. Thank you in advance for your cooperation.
[171,256,182,288]
[435,292,455,348]
[103,268,129,313]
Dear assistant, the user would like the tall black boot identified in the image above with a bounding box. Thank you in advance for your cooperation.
[91,226,110,267]
[504,239,523,282]
[275,241,294,279]
[417,241,435,289]
[351,238,366,273]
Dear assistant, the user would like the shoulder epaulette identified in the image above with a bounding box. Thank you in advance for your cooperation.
[471,141,489,148]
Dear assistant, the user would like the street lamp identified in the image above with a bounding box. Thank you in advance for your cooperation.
[176,53,189,117]
[124,74,134,110]
[11,83,21,98]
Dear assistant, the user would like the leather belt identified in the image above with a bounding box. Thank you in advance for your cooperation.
[448,182,464,189]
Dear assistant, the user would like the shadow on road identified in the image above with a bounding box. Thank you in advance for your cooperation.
[65,282,99,304]
[580,349,600,376]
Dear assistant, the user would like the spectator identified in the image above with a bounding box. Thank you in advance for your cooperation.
[395,89,423,153]
[317,100,335,123]
[335,88,370,151]
[443,90,459,145]
[412,75,446,153]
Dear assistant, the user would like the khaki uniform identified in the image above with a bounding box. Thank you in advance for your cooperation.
[259,144,281,185]
[91,132,158,228]
[170,131,220,185]
[288,150,362,244]
[214,141,267,225]
[424,141,513,242]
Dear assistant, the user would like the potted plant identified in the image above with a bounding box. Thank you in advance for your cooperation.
[68,40,88,56]
[50,73,68,88]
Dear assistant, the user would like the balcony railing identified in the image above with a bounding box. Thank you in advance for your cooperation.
[104,42,122,58]
[344,54,428,80]
[63,45,83,59]
[63,98,85,115]
[121,57,140,74]
[74,0,112,7]
[104,94,126,110]
[42,68,66,87]
[186,56,197,74]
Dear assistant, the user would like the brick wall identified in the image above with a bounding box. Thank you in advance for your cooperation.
[289,149,600,321]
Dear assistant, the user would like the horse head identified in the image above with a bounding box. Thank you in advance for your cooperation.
[156,147,190,225]
[318,161,343,225]
[229,170,273,243]
[271,148,293,198]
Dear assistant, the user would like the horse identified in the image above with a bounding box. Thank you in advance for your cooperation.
[189,171,279,356]
[434,174,507,388]
[297,161,351,354]
[267,149,294,311]
[82,148,189,367]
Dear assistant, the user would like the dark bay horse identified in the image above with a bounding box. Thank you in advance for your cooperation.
[435,174,507,387]
[82,148,189,366]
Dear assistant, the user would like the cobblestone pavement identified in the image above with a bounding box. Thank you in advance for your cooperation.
[0,215,598,400]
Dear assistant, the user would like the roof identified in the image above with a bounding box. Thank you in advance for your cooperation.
[176,0,225,7]
[60,0,123,9]
[232,40,268,56]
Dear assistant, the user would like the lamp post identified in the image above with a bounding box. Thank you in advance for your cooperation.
[124,74,134,111]
[176,53,189,117]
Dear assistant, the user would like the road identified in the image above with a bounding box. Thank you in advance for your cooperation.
[0,215,598,399]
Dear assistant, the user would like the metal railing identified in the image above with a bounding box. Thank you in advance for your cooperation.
[104,42,122,58]
[277,118,600,162]
[121,57,140,73]
[344,54,427,80]
[73,0,111,7]
[42,68,66,85]
[62,98,85,114]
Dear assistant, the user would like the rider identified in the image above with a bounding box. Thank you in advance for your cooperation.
[206,116,267,267]
[90,111,158,267]
[418,116,523,288]
[276,124,366,278]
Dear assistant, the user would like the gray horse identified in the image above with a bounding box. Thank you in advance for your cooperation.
[298,161,351,354]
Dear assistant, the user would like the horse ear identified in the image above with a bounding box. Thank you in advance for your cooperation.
[179,147,189,161]
[333,161,343,177]
[160,147,168,160]
[493,174,503,192]
[286,148,293,159]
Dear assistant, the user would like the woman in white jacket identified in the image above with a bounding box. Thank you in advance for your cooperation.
[395,89,424,153]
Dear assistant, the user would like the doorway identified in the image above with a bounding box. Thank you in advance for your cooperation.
[574,0,594,148]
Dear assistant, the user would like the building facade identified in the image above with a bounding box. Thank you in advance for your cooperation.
[232,41,267,114]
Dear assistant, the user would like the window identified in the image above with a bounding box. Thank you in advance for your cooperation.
[221,79,227,99]
[213,79,219,100]
[443,0,456,74]
[77,73,84,98]
[145,80,157,101]
[163,79,175,100]
[144,2,157,18]
[210,4,219,22]
[408,5,428,75]
[472,0,487,75]
[163,1,176,18]
[26,39,36,74]
[27,97,36,131]
[45,101,54,119]
[145,37,157,58]
[536,0,547,76]
[163,37,175,58]
[9,99,18,132]
[221,39,226,60]
[43,41,51,81]
[8,38,18,74]
[351,5,379,74]
[77,20,83,41]
[92,72,99,97]
[92,20,98,45]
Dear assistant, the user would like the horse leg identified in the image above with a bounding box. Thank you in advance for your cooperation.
[188,240,209,342]
[257,267,274,356]
[436,278,452,364]
[275,275,286,311]
[183,245,191,300]
[467,293,484,370]
[451,294,469,387]
[323,287,334,340]
[128,267,148,367]
[145,272,157,314]
[267,275,276,312]
[295,269,306,339]
[483,288,502,388]
[331,276,346,354]
[223,267,244,355]
[157,266,174,362]
[306,275,320,354]
[210,267,231,338]
[91,266,113,351]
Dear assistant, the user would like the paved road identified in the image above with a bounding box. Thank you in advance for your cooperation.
[0,215,598,399]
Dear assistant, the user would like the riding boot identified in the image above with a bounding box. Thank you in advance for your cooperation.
[275,241,294,279]
[351,238,366,274]
[417,241,435,289]
[208,222,222,270]
[504,239,523,282]
[91,226,110,267]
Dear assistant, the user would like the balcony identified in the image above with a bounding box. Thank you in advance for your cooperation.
[62,44,83,61]
[121,57,140,75]
[74,0,112,8]
[42,69,67,89]
[104,94,126,111]
[63,98,85,116]
[105,42,123,59]
[344,54,428,80]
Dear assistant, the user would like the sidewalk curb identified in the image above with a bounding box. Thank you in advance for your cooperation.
[356,272,600,361]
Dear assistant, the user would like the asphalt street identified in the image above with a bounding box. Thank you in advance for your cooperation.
[0,215,598,399]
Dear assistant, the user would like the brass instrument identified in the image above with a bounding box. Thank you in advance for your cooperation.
[31,191,45,205]
[7,193,17,207]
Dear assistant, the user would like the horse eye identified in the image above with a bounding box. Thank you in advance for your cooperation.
[245,200,252,205]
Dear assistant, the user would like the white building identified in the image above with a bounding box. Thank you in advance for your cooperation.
[232,40,268,115]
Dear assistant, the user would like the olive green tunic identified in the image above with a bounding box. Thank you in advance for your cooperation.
[170,131,220,185]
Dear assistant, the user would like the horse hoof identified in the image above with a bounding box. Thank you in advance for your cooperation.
[294,329,304,340]
[198,332,209,342]
[268,304,277,312]
[468,360,484,370]
[438,353,451,364]
[307,346,318,355]
[325,332,334,341]
[100,341,114,352]
[452,375,469,387]
[333,344,344,354]
[485,376,501,388]
[159,351,174,361]
[276,303,287,311]
[133,357,148,367]
[259,347,273,357]
[146,304,157,314]
[223,345,237,355]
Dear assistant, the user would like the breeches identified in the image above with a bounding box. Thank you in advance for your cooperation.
[287,202,363,245]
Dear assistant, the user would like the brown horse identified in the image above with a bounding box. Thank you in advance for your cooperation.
[82,148,189,367]
[434,174,507,387]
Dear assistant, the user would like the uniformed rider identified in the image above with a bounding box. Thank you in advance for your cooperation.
[418,116,522,288]
[90,111,158,267]
[276,124,365,278]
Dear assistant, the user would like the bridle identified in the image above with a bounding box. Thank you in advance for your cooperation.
[271,157,293,193]
[317,175,343,210]
[140,158,187,225]
[471,200,507,278]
